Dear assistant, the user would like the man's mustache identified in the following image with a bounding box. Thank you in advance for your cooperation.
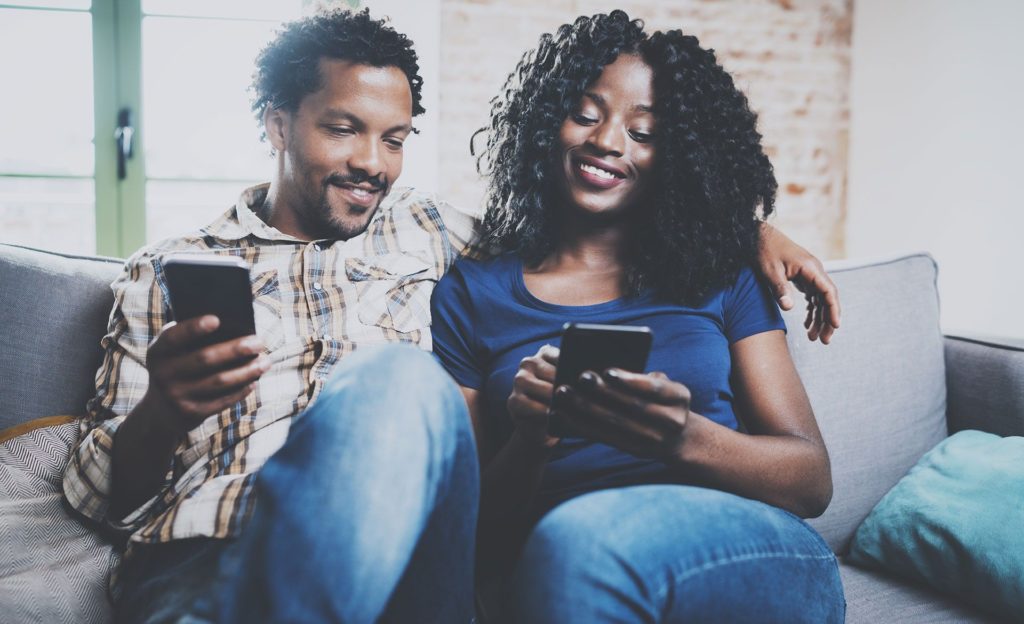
[325,173,387,192]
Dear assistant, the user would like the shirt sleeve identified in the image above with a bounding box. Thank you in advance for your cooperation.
[723,266,787,344]
[430,261,485,389]
[433,196,483,261]
[62,249,174,531]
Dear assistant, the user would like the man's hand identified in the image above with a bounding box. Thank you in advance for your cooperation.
[759,223,841,344]
[553,369,691,461]
[111,315,269,519]
[143,315,270,436]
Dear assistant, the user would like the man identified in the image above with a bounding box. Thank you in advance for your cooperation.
[63,8,839,624]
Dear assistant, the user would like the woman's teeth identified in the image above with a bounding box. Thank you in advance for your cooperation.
[579,162,616,180]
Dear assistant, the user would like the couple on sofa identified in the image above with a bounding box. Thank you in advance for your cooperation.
[63,8,845,623]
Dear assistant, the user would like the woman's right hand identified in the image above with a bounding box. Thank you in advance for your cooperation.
[507,344,562,451]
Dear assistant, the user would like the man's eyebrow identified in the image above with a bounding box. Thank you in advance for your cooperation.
[583,92,654,113]
[321,109,413,134]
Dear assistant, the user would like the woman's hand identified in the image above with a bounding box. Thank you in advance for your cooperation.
[758,223,841,344]
[507,345,562,451]
[553,368,692,462]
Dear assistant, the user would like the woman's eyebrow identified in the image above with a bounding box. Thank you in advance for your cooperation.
[583,92,653,113]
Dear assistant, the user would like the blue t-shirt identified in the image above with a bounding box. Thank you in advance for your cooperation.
[430,254,785,510]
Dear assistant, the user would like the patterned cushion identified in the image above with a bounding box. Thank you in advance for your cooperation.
[0,421,119,623]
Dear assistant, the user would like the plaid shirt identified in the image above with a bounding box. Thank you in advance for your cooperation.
[63,184,478,546]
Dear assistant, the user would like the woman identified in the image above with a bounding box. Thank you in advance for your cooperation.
[431,11,845,623]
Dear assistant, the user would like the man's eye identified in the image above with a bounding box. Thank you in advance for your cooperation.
[384,138,405,150]
[327,126,355,136]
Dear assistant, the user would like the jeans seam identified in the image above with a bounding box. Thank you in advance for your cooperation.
[653,550,838,605]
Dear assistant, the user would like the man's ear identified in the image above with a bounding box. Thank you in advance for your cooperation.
[264,106,289,153]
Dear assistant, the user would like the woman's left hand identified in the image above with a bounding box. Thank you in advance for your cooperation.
[553,368,691,461]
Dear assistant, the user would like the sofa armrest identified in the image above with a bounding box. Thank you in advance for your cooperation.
[944,333,1024,437]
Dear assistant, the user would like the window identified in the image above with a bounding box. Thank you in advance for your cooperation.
[0,0,373,257]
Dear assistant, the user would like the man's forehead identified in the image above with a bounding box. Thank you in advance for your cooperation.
[306,58,413,112]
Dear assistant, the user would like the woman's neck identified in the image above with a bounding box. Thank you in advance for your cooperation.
[522,213,634,305]
[534,211,632,274]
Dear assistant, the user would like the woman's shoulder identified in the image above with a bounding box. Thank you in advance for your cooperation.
[435,252,519,303]
[447,252,518,283]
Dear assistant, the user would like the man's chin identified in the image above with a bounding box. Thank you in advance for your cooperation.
[324,205,381,240]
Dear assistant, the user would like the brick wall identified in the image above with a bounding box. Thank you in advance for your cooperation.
[439,0,851,259]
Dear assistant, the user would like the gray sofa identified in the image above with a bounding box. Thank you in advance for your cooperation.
[1,242,1021,623]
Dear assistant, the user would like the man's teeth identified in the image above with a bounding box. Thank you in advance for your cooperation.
[349,187,372,198]
[579,162,616,180]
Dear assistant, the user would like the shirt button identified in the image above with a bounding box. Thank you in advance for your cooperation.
[312,281,323,291]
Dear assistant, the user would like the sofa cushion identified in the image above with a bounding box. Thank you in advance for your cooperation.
[0,421,119,623]
[0,244,122,431]
[848,430,1024,620]
[782,253,948,554]
[840,561,999,624]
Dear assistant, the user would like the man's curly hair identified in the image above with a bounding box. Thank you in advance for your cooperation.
[476,10,777,305]
[251,8,424,138]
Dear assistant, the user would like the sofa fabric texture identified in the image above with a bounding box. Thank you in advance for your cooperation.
[839,563,1002,623]
[945,335,1024,438]
[0,244,121,431]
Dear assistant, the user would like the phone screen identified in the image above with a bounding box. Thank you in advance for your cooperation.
[555,323,654,389]
[163,255,256,346]
[550,323,653,437]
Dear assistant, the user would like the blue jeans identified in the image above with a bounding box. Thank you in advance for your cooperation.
[115,344,479,623]
[506,485,845,624]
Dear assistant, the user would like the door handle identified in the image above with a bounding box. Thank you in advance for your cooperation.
[115,107,134,180]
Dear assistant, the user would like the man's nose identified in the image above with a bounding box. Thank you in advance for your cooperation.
[348,136,385,178]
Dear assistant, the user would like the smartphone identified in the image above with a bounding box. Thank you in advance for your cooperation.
[551,323,654,436]
[163,254,256,346]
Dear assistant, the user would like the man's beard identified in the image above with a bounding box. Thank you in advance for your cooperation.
[298,172,389,241]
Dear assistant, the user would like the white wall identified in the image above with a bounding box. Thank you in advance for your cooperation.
[362,0,441,194]
[848,0,1024,339]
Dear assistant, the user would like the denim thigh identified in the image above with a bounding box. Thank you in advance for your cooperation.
[509,485,845,624]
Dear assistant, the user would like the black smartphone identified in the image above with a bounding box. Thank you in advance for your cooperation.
[551,323,654,436]
[163,255,256,346]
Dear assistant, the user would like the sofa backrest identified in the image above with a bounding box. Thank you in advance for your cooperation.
[0,244,950,555]
[0,244,122,431]
[785,253,948,554]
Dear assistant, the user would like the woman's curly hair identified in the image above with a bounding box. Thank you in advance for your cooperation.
[251,8,424,137]
[476,10,777,304]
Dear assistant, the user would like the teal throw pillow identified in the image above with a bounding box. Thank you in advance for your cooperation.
[849,430,1024,620]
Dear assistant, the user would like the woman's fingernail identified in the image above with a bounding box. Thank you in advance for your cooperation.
[579,372,597,388]
[605,368,621,379]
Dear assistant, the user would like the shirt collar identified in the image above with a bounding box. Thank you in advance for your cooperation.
[202,183,405,244]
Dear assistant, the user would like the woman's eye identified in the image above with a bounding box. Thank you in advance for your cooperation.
[630,130,654,143]
[572,113,597,125]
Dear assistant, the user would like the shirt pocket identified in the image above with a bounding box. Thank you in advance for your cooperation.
[251,269,285,352]
[344,253,434,334]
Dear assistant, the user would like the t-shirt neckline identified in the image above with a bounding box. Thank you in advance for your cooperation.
[510,255,650,314]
